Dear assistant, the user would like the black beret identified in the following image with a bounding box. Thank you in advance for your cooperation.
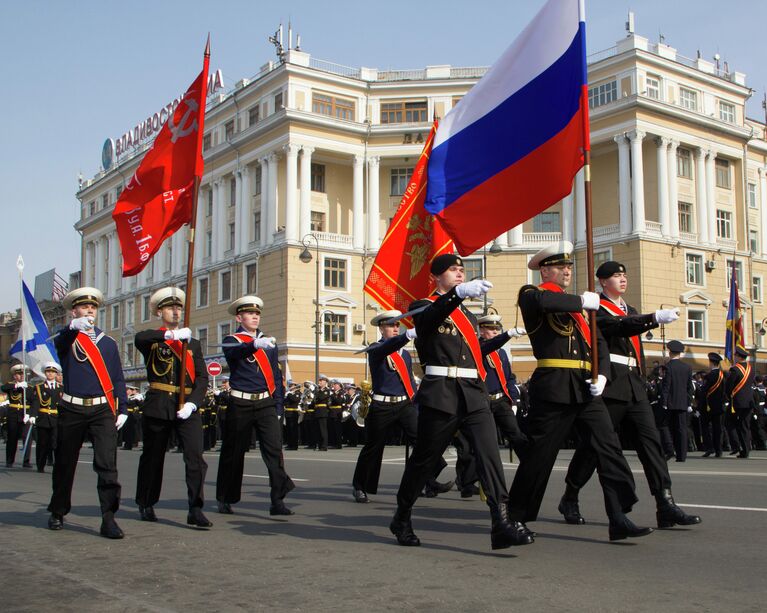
[596,261,627,279]
[430,253,463,276]
[707,352,723,364]
[667,340,685,353]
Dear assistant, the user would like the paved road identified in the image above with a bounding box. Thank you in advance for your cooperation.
[1,444,765,612]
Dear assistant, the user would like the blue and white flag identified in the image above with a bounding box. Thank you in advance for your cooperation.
[9,281,57,378]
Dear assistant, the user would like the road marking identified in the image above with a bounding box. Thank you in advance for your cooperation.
[676,503,767,512]
[243,473,309,482]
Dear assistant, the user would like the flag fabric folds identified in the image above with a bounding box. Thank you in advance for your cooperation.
[9,281,57,378]
[112,50,210,276]
[725,261,746,361]
[425,0,588,255]
[364,121,454,327]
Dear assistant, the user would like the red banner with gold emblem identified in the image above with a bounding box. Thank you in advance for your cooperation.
[364,121,454,327]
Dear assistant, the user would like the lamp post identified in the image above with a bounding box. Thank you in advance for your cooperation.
[482,240,503,315]
[299,233,320,381]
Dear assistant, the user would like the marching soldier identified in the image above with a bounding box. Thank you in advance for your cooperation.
[216,295,295,516]
[661,340,695,462]
[725,346,755,458]
[1,364,33,468]
[134,287,212,528]
[558,261,700,529]
[121,384,143,450]
[507,243,648,541]
[389,254,532,549]
[47,287,127,539]
[30,362,63,472]
[214,377,230,446]
[328,379,345,449]
[342,384,362,447]
[312,375,331,451]
[701,352,726,457]
[283,381,301,450]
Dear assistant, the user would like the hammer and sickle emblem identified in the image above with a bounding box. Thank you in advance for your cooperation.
[169,99,198,143]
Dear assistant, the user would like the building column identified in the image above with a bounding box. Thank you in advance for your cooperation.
[284,144,300,242]
[614,134,631,236]
[575,170,586,245]
[237,166,251,254]
[210,179,221,260]
[367,156,380,249]
[508,225,523,247]
[233,170,243,255]
[760,168,767,257]
[494,230,509,248]
[628,130,646,234]
[94,237,106,292]
[111,233,121,294]
[172,226,184,275]
[352,154,364,249]
[267,153,279,245]
[694,147,709,243]
[667,139,680,239]
[259,158,269,245]
[84,241,93,287]
[705,151,718,243]
[656,136,671,237]
[299,146,314,240]
[561,193,574,243]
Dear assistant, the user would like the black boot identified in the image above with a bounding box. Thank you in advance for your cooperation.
[655,489,702,528]
[490,503,534,550]
[100,512,124,539]
[558,484,585,525]
[389,507,420,546]
[608,512,653,541]
[48,513,64,530]
[187,507,213,528]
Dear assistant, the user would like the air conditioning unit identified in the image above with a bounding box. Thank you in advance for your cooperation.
[353,323,365,333]
[705,260,716,272]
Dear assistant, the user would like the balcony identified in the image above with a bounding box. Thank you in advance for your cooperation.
[523,232,562,246]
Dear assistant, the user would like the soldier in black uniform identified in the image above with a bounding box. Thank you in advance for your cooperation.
[48,287,127,539]
[216,295,294,516]
[328,379,345,449]
[134,287,212,528]
[121,384,143,450]
[558,261,700,529]
[389,254,532,550]
[1,364,33,468]
[661,340,695,462]
[725,346,755,458]
[214,377,230,448]
[342,384,362,447]
[283,381,301,450]
[30,362,63,472]
[752,375,767,450]
[312,375,331,451]
[700,353,726,457]
[507,243,648,541]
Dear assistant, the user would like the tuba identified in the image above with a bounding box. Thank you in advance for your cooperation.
[353,379,373,428]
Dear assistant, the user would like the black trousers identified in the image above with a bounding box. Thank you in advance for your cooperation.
[453,431,479,487]
[216,397,294,505]
[313,413,328,450]
[667,410,689,461]
[284,412,300,449]
[734,408,753,455]
[36,424,56,471]
[353,399,417,494]
[6,416,31,466]
[565,398,671,499]
[135,413,207,510]
[396,392,507,512]
[328,411,343,448]
[48,403,120,516]
[489,397,528,459]
[508,397,637,523]
[121,413,138,449]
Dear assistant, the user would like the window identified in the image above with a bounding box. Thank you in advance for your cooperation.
[254,164,262,195]
[141,295,150,321]
[99,307,106,325]
[677,148,692,179]
[679,202,694,233]
[146,258,154,280]
[686,253,704,285]
[228,222,235,252]
[753,276,763,303]
[679,87,698,111]
[748,182,757,208]
[463,257,484,281]
[165,242,173,272]
[111,304,120,329]
[102,194,109,209]
[246,263,259,294]
[274,92,283,111]
[197,327,208,355]
[715,159,731,189]
[220,270,232,302]
[310,211,325,232]
[719,101,735,123]
[310,164,326,192]
[687,310,705,340]
[198,277,209,307]
[229,177,236,207]
[323,313,347,344]
[587,81,617,109]
[749,229,759,254]
[203,133,212,151]
[253,211,261,242]
[726,260,744,290]
[124,341,134,367]
[594,249,611,274]
[205,231,212,258]
[390,167,414,196]
[225,120,235,140]
[125,300,134,326]
[645,75,660,100]
[380,100,428,124]
[312,93,355,121]
[206,189,213,216]
[248,105,260,126]
[533,212,561,233]
[116,185,123,199]
[88,201,96,215]
[219,322,231,341]
[716,210,732,239]
[323,258,347,289]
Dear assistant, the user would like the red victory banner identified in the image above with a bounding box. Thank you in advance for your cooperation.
[112,41,210,276]
[364,120,454,327]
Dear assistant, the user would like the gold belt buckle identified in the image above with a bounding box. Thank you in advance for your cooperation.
[83,398,93,407]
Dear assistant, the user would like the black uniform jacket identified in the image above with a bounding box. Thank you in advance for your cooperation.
[312,388,330,417]
[480,333,514,397]
[1,383,31,423]
[596,297,658,403]
[725,362,756,410]
[661,358,694,411]
[368,333,416,396]
[223,328,284,413]
[411,287,488,414]
[518,285,610,406]
[702,368,726,413]
[135,329,208,420]
[30,382,63,427]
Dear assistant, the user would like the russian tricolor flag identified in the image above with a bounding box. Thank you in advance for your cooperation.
[425,0,589,255]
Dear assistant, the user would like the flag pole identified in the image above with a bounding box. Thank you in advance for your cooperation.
[16,255,27,419]
[178,36,211,411]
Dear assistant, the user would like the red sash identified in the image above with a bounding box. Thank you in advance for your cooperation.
[488,351,513,401]
[388,351,416,399]
[75,332,116,414]
[160,328,196,384]
[599,299,642,368]
[234,333,276,395]
[425,295,486,380]
[539,282,591,347]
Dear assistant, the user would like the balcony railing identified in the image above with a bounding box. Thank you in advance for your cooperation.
[523,232,562,245]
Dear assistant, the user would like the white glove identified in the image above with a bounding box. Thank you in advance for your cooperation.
[687,406,693,413]
[164,327,192,341]
[455,279,493,299]
[405,328,417,340]
[213,389,221,396]
[655,308,680,325]
[586,374,607,396]
[507,327,526,339]
[0,400,8,407]
[23,413,30,424]
[15,381,28,389]
[253,337,276,349]
[70,316,95,331]
[115,414,128,430]
[133,393,144,402]
[29,416,36,425]
[580,292,601,311]
[177,402,196,420]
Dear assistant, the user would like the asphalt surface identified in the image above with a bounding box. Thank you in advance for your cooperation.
[1,442,765,613]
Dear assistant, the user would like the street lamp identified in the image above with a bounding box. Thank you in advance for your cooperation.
[482,240,503,315]
[300,233,320,381]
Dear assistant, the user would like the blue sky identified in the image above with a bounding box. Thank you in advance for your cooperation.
[1,0,765,313]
